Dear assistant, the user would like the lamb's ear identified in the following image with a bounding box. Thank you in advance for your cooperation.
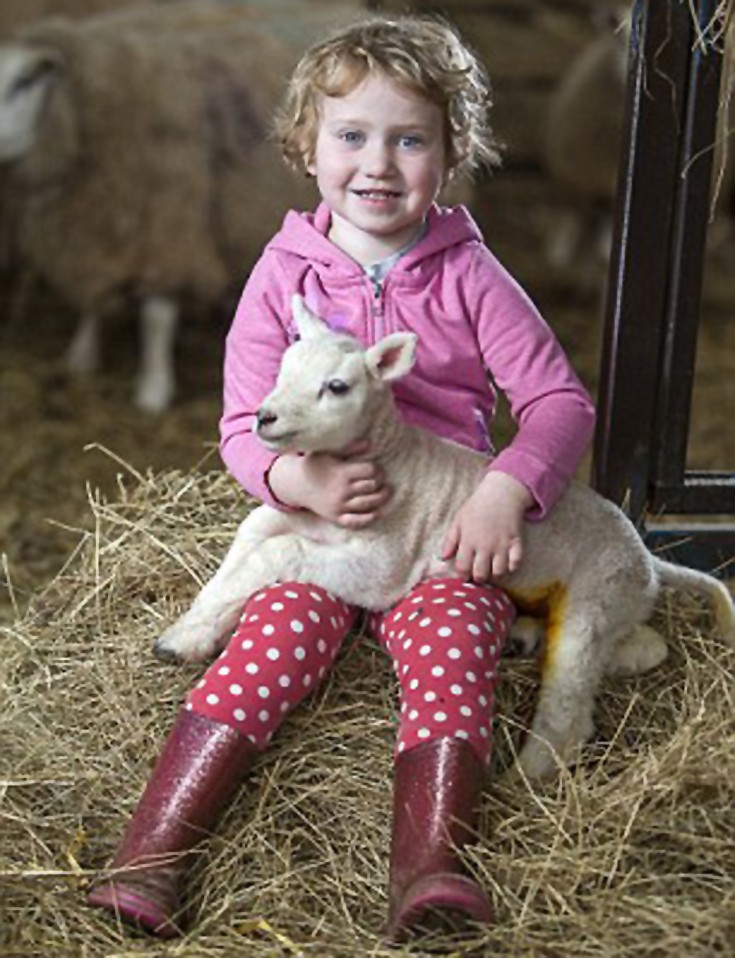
[292,294,329,340]
[365,332,418,382]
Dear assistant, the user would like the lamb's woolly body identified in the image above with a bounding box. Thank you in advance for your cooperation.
[0,0,147,40]
[157,298,735,780]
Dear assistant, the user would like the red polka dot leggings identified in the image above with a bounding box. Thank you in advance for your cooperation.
[186,577,515,765]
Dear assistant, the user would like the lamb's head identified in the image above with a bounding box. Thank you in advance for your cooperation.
[0,44,62,162]
[255,295,417,454]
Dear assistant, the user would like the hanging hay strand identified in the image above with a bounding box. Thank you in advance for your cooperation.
[1,467,734,955]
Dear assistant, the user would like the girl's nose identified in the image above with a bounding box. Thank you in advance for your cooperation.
[364,140,394,177]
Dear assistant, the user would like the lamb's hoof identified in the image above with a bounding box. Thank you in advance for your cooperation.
[607,624,669,676]
[135,376,174,414]
[153,640,182,663]
[153,621,213,663]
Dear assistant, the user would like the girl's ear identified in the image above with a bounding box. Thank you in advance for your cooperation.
[292,295,329,339]
[365,333,418,382]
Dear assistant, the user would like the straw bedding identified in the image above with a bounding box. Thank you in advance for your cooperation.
[1,466,733,956]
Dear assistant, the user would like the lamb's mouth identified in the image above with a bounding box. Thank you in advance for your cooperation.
[258,430,299,449]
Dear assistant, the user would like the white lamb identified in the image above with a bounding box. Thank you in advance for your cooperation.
[156,296,735,780]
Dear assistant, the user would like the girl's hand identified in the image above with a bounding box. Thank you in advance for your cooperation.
[267,440,392,529]
[441,471,534,581]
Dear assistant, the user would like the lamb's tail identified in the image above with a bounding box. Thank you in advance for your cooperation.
[653,557,735,646]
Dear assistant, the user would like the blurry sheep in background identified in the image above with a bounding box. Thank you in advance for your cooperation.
[0,0,151,40]
[0,0,361,412]
[542,8,629,290]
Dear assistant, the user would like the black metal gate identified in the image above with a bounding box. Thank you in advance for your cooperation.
[592,0,735,573]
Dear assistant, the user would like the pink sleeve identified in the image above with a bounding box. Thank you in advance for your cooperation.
[468,247,596,519]
[219,255,300,509]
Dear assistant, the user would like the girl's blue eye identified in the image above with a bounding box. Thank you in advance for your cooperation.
[340,130,364,145]
[398,134,423,149]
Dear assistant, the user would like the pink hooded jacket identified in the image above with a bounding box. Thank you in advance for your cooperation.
[220,202,596,520]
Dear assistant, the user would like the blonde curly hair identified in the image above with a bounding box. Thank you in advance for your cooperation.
[275,15,500,180]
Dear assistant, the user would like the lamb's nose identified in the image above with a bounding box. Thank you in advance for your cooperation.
[256,408,277,429]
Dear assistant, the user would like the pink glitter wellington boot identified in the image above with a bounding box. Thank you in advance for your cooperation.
[87,710,257,938]
[386,736,494,942]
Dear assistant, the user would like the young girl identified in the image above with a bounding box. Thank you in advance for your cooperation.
[88,15,595,942]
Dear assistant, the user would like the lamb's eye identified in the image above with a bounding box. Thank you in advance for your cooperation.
[326,379,350,396]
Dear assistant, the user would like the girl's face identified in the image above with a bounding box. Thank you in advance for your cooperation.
[308,72,447,265]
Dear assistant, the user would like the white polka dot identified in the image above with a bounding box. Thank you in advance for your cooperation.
[233,708,246,721]
[243,638,255,650]
[433,597,446,604]
[249,614,259,622]
[409,678,419,690]
[271,602,284,612]
[402,664,409,675]
[448,647,461,660]
[291,620,304,633]
[258,686,270,699]
[468,624,480,635]
[403,638,413,650]
[280,702,289,713]
[437,626,452,638]
[318,665,326,678]
[278,675,291,688]
[408,709,419,720]
[206,693,219,706]
[294,646,306,660]
[480,596,491,606]
[303,674,312,687]
[434,711,448,722]
[480,727,488,738]
[460,705,473,717]
[464,602,477,611]
[254,592,266,602]
[466,671,478,682]
[450,684,463,696]
[246,662,259,675]
[185,702,193,711]
[419,617,432,627]
[258,710,270,723]
[247,734,257,744]
[431,665,445,677]
[432,582,447,590]
[229,684,243,696]
[424,690,437,702]
[418,728,430,739]
[310,591,323,602]
[218,666,231,676]
[474,646,484,659]
[455,729,469,739]
[447,608,461,617]
[330,616,338,628]
[266,648,280,661]
[309,611,321,623]
[489,644,496,655]
[316,639,327,654]
[411,595,423,604]
[394,611,403,621]
[419,644,432,656]
[398,741,406,752]
[285,590,299,599]
[262,624,275,636]
[196,679,206,689]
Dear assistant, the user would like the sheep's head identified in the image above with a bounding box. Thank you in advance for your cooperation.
[0,44,63,162]
[255,295,417,454]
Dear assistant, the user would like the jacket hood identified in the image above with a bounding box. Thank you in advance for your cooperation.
[266,201,484,275]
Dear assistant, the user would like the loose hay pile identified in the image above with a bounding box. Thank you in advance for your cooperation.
[1,468,734,956]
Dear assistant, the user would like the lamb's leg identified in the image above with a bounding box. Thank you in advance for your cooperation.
[136,295,178,413]
[154,507,293,662]
[66,312,101,374]
[517,611,605,781]
[606,624,668,677]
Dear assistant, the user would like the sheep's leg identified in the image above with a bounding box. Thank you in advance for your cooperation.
[517,612,605,781]
[136,295,178,413]
[154,507,292,662]
[66,312,101,374]
[606,623,668,677]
